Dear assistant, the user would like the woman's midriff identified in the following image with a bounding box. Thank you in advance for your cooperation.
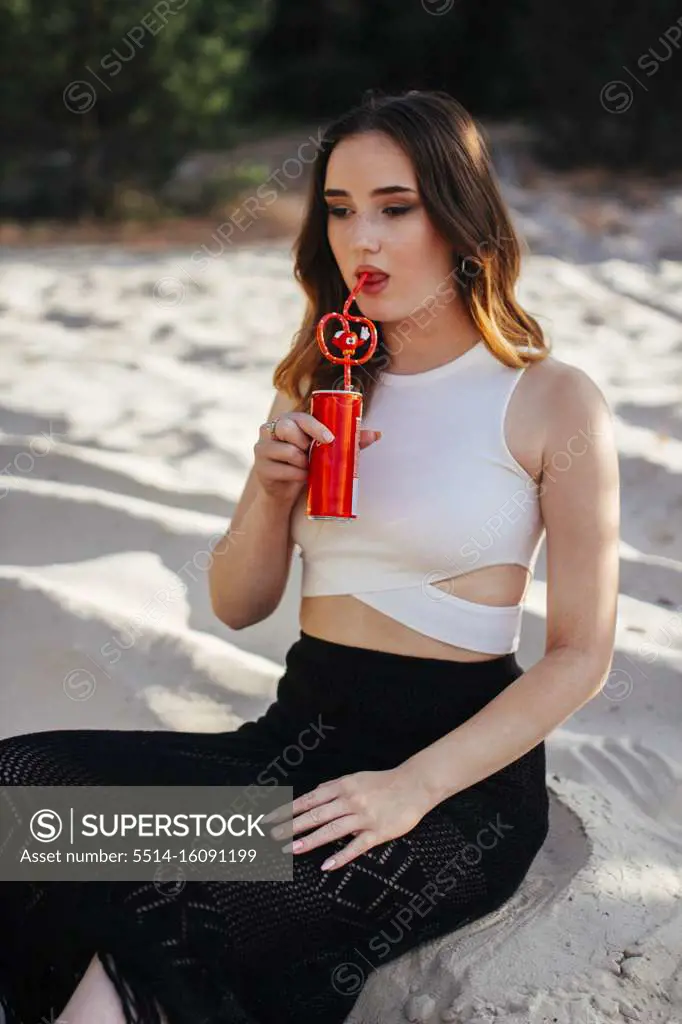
[299,563,531,663]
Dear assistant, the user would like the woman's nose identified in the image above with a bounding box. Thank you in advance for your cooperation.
[349,213,381,252]
[352,234,381,256]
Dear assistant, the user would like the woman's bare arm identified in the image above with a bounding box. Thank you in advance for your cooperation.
[208,389,300,630]
[209,382,381,629]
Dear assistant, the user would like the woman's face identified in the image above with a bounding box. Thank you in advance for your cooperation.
[323,131,455,323]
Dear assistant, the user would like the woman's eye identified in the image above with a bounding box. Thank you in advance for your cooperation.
[326,206,413,218]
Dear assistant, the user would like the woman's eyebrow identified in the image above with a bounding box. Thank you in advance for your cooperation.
[323,186,417,198]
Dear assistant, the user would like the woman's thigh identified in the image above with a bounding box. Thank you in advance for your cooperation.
[0,725,549,1024]
[0,721,285,787]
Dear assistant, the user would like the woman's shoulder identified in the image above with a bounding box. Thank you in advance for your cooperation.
[521,351,615,455]
[525,351,610,408]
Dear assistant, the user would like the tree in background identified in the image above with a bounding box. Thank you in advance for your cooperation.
[2,0,680,220]
[0,0,269,217]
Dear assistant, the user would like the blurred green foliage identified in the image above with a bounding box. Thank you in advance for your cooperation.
[1,0,680,220]
[0,0,270,217]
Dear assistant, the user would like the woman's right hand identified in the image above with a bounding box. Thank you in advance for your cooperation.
[253,412,382,508]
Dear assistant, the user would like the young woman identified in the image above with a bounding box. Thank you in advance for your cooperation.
[0,89,620,1024]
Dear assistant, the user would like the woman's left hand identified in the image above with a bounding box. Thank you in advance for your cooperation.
[262,766,434,871]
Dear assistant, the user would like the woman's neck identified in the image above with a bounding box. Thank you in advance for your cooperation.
[381,305,481,374]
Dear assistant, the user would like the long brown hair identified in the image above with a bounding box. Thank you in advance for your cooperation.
[273,88,549,419]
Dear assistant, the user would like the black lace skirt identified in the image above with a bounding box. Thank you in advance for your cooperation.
[0,630,549,1024]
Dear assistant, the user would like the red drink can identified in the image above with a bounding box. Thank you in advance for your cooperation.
[306,389,363,520]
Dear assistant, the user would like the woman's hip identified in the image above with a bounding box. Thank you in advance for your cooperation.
[250,630,533,772]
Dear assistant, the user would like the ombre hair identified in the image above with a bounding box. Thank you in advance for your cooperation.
[273,88,548,419]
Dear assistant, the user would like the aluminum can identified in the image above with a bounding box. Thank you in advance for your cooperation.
[306,389,363,520]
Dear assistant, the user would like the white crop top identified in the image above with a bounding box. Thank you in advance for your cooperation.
[290,339,546,654]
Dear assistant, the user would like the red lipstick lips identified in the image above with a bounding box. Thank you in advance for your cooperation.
[354,266,389,293]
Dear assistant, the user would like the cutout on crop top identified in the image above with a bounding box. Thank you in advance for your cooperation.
[290,339,545,654]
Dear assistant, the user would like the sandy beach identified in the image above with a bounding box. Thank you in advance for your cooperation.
[0,175,681,1022]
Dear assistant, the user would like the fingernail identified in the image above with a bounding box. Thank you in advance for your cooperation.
[321,857,336,871]
[375,431,382,440]
[282,840,303,854]
[322,429,335,443]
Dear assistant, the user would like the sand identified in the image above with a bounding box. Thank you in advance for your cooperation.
[0,184,681,1022]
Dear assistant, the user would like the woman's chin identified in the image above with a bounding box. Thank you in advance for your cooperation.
[358,301,411,326]
[355,294,394,318]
